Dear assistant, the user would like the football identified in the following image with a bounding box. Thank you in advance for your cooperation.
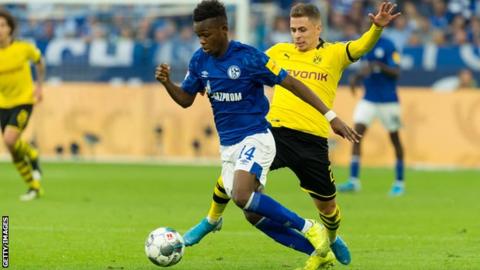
[145,227,185,267]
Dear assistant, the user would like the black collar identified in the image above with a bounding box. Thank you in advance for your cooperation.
[316,38,325,49]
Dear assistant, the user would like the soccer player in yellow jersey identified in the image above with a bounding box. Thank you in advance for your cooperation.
[183,2,400,269]
[0,9,45,201]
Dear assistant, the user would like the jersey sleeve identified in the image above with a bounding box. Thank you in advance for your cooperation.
[180,54,203,95]
[330,42,352,70]
[26,42,42,63]
[245,48,287,87]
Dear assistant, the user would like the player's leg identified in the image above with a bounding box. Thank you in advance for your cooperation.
[339,100,375,192]
[388,131,405,196]
[313,198,350,265]
[240,188,315,255]
[338,123,367,192]
[225,131,330,257]
[184,129,287,247]
[292,159,351,265]
[1,106,42,201]
[183,176,229,246]
[379,102,404,196]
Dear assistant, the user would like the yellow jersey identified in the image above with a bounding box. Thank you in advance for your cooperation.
[266,24,383,138]
[266,41,352,138]
[0,40,42,109]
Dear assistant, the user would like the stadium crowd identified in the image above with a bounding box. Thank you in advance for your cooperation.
[2,0,480,52]
[1,0,479,85]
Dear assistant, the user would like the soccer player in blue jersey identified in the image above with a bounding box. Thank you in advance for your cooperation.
[155,0,360,268]
[338,36,405,196]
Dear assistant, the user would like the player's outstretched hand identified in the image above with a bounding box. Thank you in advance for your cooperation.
[369,1,401,27]
[330,117,361,143]
[155,63,171,84]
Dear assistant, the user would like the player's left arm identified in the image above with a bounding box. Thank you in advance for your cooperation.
[28,44,45,103]
[347,2,401,61]
[33,58,45,103]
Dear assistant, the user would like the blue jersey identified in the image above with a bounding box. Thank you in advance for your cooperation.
[181,40,288,146]
[362,37,400,103]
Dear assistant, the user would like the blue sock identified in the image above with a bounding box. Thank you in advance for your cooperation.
[255,217,314,255]
[395,159,404,182]
[245,192,306,231]
[350,155,360,180]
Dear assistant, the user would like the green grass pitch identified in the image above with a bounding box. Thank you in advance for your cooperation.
[1,162,479,270]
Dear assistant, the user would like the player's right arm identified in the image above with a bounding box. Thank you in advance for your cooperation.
[155,63,196,108]
[279,74,360,143]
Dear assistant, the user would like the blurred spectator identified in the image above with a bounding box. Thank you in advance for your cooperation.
[403,1,423,30]
[384,15,412,50]
[452,29,468,45]
[407,31,423,47]
[457,69,478,89]
[267,16,290,46]
[448,14,467,40]
[416,17,433,44]
[447,0,473,19]
[430,0,450,29]
[432,69,478,91]
[171,25,197,72]
[431,29,448,47]
[467,17,480,43]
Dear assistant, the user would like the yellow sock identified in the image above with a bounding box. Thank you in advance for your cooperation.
[319,206,341,243]
[207,176,230,222]
[12,140,41,189]
[13,159,35,188]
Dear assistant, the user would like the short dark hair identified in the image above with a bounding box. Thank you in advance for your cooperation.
[290,3,321,23]
[0,9,16,36]
[193,0,227,23]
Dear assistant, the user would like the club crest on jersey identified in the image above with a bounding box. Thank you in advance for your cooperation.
[313,55,322,64]
[227,65,241,79]
[374,48,385,58]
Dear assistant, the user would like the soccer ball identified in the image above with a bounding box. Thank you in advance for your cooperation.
[145,227,185,267]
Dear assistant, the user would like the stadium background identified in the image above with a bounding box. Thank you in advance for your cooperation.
[1,0,479,168]
[1,1,480,270]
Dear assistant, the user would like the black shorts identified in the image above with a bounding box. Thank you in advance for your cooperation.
[270,127,336,201]
[0,104,33,133]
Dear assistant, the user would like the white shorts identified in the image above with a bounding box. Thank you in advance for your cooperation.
[353,100,402,132]
[219,130,276,197]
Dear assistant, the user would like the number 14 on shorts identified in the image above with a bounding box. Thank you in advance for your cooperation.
[238,146,256,161]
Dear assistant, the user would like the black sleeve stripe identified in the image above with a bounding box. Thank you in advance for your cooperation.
[33,56,42,64]
[346,42,357,62]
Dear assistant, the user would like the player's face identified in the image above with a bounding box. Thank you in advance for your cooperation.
[290,16,321,52]
[0,17,12,42]
[194,18,228,57]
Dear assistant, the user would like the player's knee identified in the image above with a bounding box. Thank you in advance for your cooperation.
[231,190,251,208]
[3,137,17,153]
